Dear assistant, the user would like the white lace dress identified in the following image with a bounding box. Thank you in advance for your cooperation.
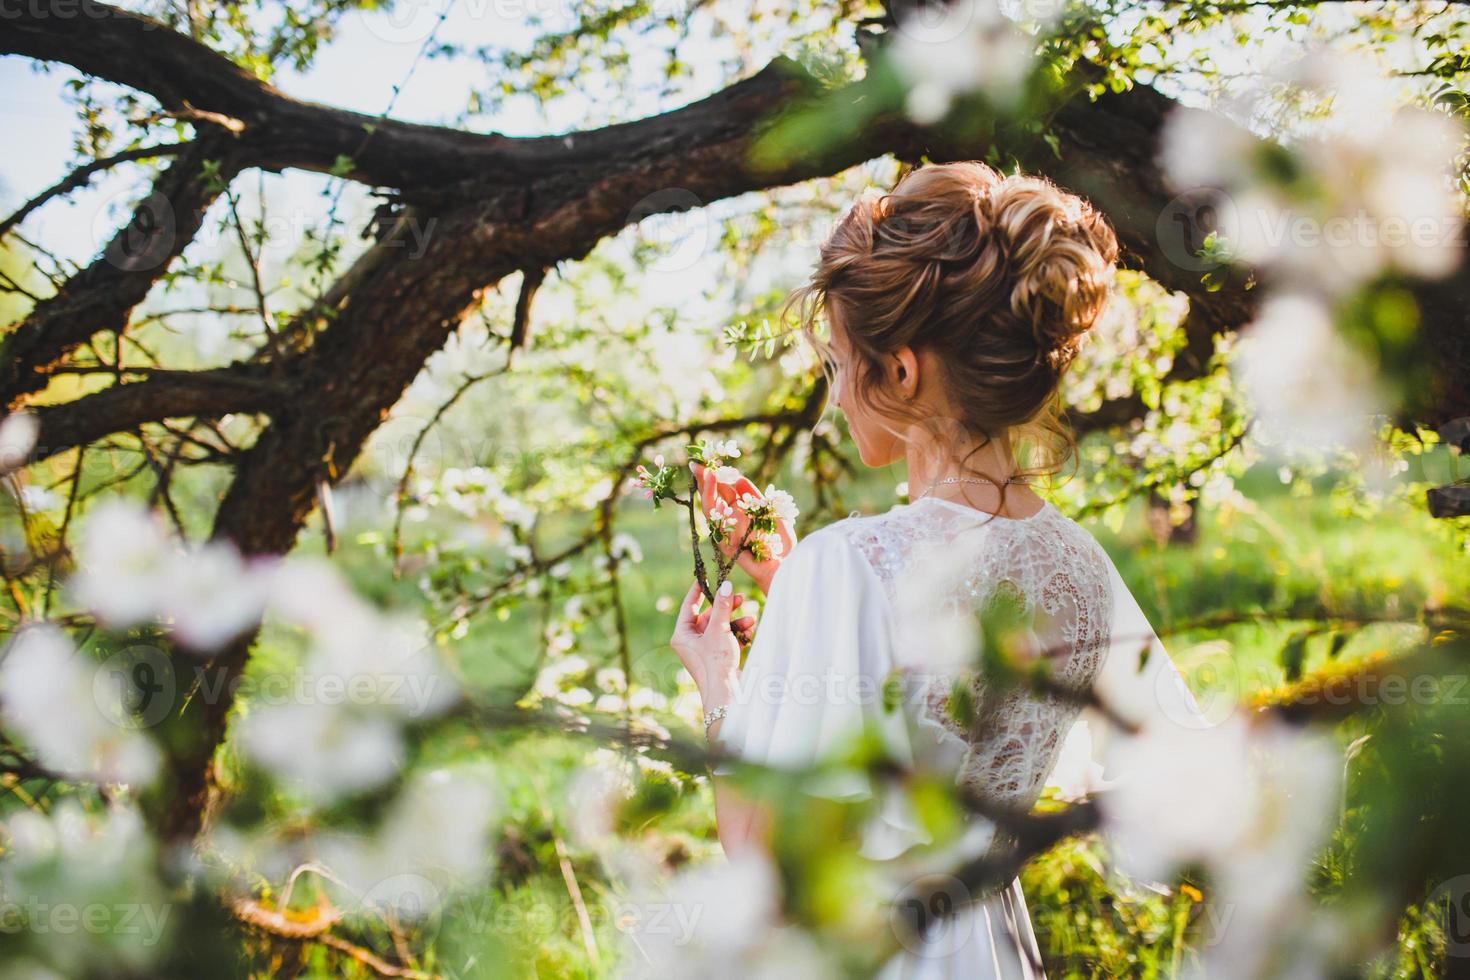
[714,495,1117,978]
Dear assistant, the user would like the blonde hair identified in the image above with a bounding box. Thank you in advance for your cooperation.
[782,160,1119,489]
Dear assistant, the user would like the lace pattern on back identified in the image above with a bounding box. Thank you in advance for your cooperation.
[831,498,1114,814]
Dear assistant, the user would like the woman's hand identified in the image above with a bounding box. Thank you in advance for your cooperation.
[670,580,755,713]
[691,462,795,595]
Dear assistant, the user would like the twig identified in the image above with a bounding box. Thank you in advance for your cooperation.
[0,142,189,240]
[390,366,506,578]
[535,779,601,970]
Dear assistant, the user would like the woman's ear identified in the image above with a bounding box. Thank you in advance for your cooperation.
[890,346,921,399]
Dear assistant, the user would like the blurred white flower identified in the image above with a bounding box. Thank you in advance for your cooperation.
[71,501,267,651]
[18,485,60,512]
[0,625,159,785]
[163,541,269,650]
[889,0,1037,124]
[497,496,537,532]
[628,687,669,712]
[1233,290,1386,456]
[1101,714,1339,910]
[581,478,615,509]
[308,611,458,719]
[714,465,742,486]
[560,687,594,707]
[1160,51,1465,299]
[567,750,635,847]
[596,667,628,693]
[610,532,644,563]
[1,799,170,973]
[315,768,496,918]
[238,700,403,802]
[618,850,800,977]
[375,768,496,882]
[70,501,178,627]
[0,410,39,476]
[1159,107,1259,191]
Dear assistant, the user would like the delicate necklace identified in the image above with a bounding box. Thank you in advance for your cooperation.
[915,473,1030,501]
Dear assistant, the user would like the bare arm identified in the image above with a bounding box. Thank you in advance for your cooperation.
[670,582,772,856]
[708,718,772,857]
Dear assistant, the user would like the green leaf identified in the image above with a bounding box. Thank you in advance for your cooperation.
[882,670,905,714]
[1281,631,1310,682]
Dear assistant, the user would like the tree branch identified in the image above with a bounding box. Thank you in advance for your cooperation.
[0,134,246,407]
[29,366,284,461]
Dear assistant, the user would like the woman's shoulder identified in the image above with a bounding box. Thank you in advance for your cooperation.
[786,504,937,590]
[822,496,1116,595]
[755,518,891,612]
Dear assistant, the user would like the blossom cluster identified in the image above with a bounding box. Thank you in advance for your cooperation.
[0,498,489,976]
[635,439,799,566]
[1159,50,1467,457]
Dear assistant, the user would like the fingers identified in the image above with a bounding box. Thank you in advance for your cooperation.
[699,464,717,514]
[693,592,743,631]
[708,580,736,634]
[674,580,703,630]
[732,475,761,500]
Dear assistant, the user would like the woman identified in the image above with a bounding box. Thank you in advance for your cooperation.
[668,161,1185,976]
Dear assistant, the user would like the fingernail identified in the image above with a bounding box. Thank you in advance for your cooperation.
[718,580,733,597]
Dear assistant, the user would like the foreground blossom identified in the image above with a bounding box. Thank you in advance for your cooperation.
[1101,714,1341,977]
[888,0,1041,124]
[70,501,267,651]
[0,625,160,785]
[617,849,838,978]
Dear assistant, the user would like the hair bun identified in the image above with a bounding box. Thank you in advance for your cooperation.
[987,182,1119,373]
[783,160,1121,483]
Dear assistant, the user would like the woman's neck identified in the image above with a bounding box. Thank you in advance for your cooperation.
[904,430,1044,516]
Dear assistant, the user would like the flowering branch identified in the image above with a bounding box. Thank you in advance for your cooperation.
[636,438,798,603]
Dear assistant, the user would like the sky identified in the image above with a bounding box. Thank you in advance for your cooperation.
[0,0,743,321]
[1,0,856,455]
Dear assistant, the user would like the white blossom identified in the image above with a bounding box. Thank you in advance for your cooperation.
[618,850,838,978]
[1,799,170,973]
[70,501,179,627]
[70,501,267,651]
[1233,290,1385,456]
[238,700,404,802]
[567,750,635,847]
[889,0,1037,124]
[762,486,799,525]
[316,768,496,918]
[610,532,644,563]
[0,625,160,786]
[0,410,39,476]
[1100,714,1339,908]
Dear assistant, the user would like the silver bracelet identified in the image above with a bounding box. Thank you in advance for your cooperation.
[703,704,728,737]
